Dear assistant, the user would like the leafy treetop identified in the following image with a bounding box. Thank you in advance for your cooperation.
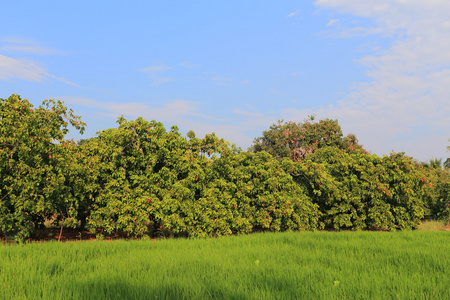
[249,116,366,162]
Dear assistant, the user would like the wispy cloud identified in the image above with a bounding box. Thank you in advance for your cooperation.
[201,75,233,86]
[233,109,264,118]
[0,54,48,81]
[63,97,223,123]
[62,96,278,149]
[140,64,174,86]
[179,61,200,68]
[326,19,339,27]
[314,0,450,160]
[0,36,63,55]
[0,36,81,87]
[49,75,82,88]
[287,10,301,18]
[140,64,171,72]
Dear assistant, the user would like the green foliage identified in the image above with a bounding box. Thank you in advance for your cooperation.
[249,117,365,161]
[81,117,319,238]
[418,164,450,222]
[1,94,448,241]
[284,148,426,230]
[421,157,444,169]
[0,94,85,242]
[445,140,450,170]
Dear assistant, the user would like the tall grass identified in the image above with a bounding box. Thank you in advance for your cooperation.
[1,231,449,299]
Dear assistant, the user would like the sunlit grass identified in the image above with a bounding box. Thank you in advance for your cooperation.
[1,231,449,299]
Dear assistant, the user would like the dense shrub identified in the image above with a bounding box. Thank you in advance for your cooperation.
[283,147,426,230]
[80,117,319,238]
[1,94,448,241]
[0,95,85,242]
[419,165,450,223]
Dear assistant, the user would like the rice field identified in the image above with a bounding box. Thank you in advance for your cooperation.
[1,231,449,299]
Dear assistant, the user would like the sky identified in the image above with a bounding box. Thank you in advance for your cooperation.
[1,0,449,162]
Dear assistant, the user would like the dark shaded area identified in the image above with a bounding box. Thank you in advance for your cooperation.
[0,228,139,244]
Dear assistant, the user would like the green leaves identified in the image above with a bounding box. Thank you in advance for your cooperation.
[80,117,319,238]
[250,117,366,162]
[286,147,427,230]
[0,95,85,242]
[1,95,447,242]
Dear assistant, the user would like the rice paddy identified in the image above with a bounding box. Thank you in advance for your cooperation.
[1,231,449,299]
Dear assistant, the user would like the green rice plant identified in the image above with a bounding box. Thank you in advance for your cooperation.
[1,231,449,299]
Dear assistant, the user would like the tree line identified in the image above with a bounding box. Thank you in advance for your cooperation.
[1,95,449,242]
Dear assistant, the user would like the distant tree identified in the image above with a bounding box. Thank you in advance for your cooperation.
[445,140,450,170]
[422,158,444,169]
[76,137,97,146]
[249,116,366,162]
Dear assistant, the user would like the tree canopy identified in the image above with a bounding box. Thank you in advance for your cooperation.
[249,117,366,162]
[0,94,85,241]
[0,95,448,242]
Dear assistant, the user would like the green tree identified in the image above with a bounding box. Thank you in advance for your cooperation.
[418,162,450,222]
[82,116,320,238]
[445,140,450,170]
[250,117,365,162]
[283,148,426,230]
[422,158,444,169]
[0,94,85,242]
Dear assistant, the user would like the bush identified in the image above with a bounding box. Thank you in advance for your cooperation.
[0,95,85,242]
[80,117,320,238]
[283,147,426,230]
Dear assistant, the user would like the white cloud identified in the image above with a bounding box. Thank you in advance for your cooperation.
[201,76,233,86]
[61,96,279,150]
[179,61,200,68]
[233,109,264,118]
[0,54,82,86]
[0,36,81,87]
[326,19,339,27]
[314,0,450,161]
[62,97,228,124]
[0,36,63,55]
[140,64,174,86]
[140,64,171,72]
[287,10,301,18]
[0,54,48,81]
[49,75,82,88]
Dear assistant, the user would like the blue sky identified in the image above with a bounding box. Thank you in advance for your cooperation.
[1,1,449,162]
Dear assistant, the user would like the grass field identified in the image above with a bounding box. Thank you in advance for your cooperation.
[1,231,449,299]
